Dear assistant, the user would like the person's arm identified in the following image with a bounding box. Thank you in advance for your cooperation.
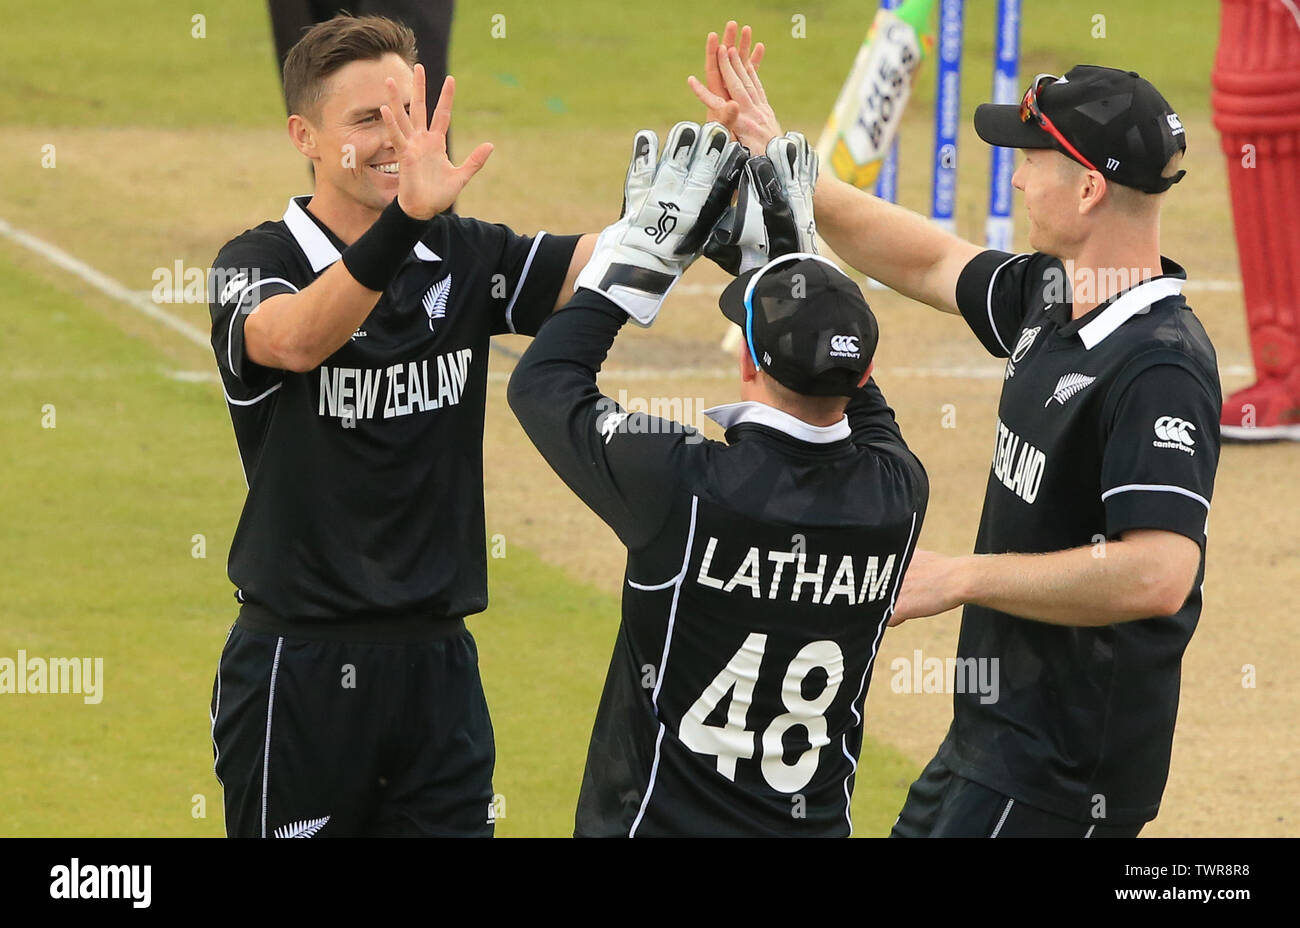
[891,531,1200,626]
[689,40,982,313]
[246,68,492,372]
[507,292,689,550]
[814,176,982,314]
[555,234,597,312]
[892,359,1220,626]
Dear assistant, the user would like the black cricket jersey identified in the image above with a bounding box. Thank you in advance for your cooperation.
[946,250,1222,824]
[208,196,579,630]
[508,292,929,836]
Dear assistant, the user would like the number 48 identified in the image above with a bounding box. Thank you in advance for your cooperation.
[678,633,845,793]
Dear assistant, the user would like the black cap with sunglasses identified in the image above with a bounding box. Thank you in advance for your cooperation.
[974,65,1187,194]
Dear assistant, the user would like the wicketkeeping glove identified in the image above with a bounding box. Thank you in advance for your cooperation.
[576,121,747,326]
[703,131,820,276]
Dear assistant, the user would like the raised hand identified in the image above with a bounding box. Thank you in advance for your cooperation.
[380,65,493,220]
[689,26,783,154]
[700,22,764,127]
[576,122,746,326]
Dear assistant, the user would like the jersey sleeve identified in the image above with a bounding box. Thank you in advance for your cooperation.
[446,216,581,337]
[507,289,691,551]
[1099,358,1221,545]
[208,233,299,397]
[954,250,1037,358]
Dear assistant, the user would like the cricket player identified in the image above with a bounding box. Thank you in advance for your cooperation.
[206,14,594,837]
[509,123,929,836]
[696,38,1220,836]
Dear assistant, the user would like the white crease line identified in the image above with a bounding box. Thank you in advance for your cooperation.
[0,216,211,350]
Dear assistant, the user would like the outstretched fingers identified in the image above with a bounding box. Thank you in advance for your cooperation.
[717,46,753,108]
[382,76,416,140]
[453,140,494,186]
[428,74,455,146]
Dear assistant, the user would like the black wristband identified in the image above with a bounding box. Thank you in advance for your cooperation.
[340,198,431,292]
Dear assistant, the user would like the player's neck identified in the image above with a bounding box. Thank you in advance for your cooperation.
[1065,233,1164,319]
[303,182,383,246]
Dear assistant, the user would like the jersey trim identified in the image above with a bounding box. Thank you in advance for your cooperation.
[1077,277,1185,349]
[222,381,283,407]
[629,495,701,838]
[281,196,443,271]
[626,575,682,591]
[260,636,284,840]
[210,625,233,795]
[985,254,1030,354]
[990,798,1015,837]
[226,277,299,378]
[283,197,340,272]
[1100,482,1210,511]
[503,231,549,335]
[840,508,919,834]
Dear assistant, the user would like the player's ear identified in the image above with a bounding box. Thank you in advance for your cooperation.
[287,114,318,159]
[856,361,874,388]
[1079,171,1107,216]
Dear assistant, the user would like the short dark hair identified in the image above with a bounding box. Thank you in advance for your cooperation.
[283,14,418,120]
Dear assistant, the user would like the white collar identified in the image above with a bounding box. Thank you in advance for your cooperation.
[704,401,851,444]
[282,196,440,273]
[1077,276,1184,349]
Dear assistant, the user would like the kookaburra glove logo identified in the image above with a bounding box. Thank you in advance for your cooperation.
[645,202,680,245]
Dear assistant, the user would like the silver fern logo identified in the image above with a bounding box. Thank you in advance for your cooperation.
[423,273,452,332]
[1045,373,1097,407]
[273,815,330,838]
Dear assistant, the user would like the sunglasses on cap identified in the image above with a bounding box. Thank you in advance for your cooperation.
[1019,73,1100,174]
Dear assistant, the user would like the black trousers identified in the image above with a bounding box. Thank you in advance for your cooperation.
[891,753,1144,838]
[211,621,494,837]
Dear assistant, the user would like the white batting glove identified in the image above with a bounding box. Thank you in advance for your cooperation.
[704,131,820,275]
[577,121,746,326]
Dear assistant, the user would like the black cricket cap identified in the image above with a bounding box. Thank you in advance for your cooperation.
[974,65,1187,194]
[719,253,878,398]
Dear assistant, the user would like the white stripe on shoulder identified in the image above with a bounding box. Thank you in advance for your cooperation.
[504,231,548,335]
[1100,483,1210,510]
[985,253,1030,355]
[225,277,299,378]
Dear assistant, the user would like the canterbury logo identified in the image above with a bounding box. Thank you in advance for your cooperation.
[423,274,452,331]
[1045,373,1096,407]
[644,201,679,244]
[829,334,860,357]
[599,411,630,444]
[273,815,330,838]
[219,272,249,306]
[1154,416,1196,446]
